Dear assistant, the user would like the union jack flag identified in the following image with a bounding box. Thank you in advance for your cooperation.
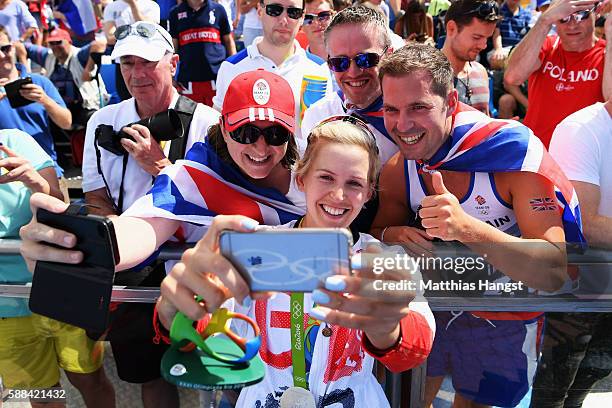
[416,103,585,247]
[530,198,558,211]
[124,142,305,235]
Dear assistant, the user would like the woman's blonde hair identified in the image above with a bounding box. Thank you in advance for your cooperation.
[295,116,381,194]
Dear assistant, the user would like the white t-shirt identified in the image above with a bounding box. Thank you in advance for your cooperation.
[82,92,220,212]
[549,102,612,295]
[212,39,333,141]
[217,0,234,30]
[301,92,399,164]
[103,0,161,26]
[549,102,612,219]
[243,7,262,29]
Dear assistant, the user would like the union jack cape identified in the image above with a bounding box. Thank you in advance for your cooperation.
[124,142,305,229]
[417,103,585,246]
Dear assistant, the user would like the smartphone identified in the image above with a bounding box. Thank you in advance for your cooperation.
[4,77,33,109]
[219,229,352,292]
[29,207,120,331]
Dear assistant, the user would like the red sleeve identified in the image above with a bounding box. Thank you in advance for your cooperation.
[361,310,434,373]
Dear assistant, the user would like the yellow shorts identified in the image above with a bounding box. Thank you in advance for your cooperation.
[0,314,104,388]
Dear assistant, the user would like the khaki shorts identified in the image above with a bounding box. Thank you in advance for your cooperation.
[0,314,104,388]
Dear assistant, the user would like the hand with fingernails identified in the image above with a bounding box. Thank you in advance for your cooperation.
[418,171,472,242]
[0,144,51,194]
[119,124,170,176]
[309,245,417,351]
[157,215,273,329]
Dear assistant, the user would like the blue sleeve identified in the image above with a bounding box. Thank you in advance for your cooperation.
[76,44,92,67]
[218,6,231,36]
[18,1,38,29]
[24,43,49,67]
[35,75,66,108]
[168,6,180,38]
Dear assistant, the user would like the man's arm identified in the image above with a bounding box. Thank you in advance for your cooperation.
[602,14,611,99]
[239,0,257,14]
[124,0,158,22]
[20,83,72,129]
[503,81,529,109]
[85,188,118,216]
[222,34,236,57]
[572,181,612,249]
[419,171,567,291]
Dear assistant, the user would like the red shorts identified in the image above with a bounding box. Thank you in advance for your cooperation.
[176,80,216,106]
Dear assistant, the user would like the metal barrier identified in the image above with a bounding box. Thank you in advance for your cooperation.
[3,238,612,407]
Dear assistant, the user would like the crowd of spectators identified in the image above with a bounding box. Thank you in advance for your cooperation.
[0,0,610,407]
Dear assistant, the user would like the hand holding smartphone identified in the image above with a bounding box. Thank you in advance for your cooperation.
[4,77,34,108]
[29,205,120,331]
[219,229,352,292]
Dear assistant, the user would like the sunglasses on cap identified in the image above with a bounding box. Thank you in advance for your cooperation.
[0,44,12,53]
[559,2,599,24]
[464,1,501,21]
[48,40,63,46]
[327,46,388,73]
[262,2,304,20]
[229,123,292,146]
[303,10,333,25]
[115,22,174,49]
[309,115,379,153]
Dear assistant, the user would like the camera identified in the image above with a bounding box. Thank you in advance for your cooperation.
[95,109,184,155]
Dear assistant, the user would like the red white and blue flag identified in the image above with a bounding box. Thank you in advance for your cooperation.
[125,142,305,229]
[417,103,585,246]
[57,0,98,36]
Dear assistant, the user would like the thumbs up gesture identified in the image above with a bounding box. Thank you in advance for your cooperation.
[419,171,470,241]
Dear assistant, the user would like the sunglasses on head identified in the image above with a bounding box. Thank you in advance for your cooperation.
[327,46,388,73]
[262,3,304,20]
[303,10,332,25]
[0,44,12,53]
[48,40,63,46]
[465,1,501,21]
[229,123,292,146]
[115,22,174,48]
[309,114,379,153]
[559,2,599,24]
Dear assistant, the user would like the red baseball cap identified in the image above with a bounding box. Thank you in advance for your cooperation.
[47,28,72,44]
[223,69,296,134]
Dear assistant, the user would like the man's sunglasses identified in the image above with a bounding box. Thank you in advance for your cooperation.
[303,10,333,25]
[0,44,12,54]
[229,124,292,146]
[559,2,599,24]
[115,22,174,48]
[263,3,304,20]
[327,46,388,72]
[48,40,63,46]
[465,1,501,21]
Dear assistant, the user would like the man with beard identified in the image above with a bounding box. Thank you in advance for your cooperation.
[212,0,332,141]
[441,0,502,115]
[371,43,583,408]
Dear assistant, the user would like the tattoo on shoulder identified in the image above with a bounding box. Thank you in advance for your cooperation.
[529,197,558,212]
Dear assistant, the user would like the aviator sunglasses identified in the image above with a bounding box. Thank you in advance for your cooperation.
[327,46,388,73]
[262,2,305,20]
[115,22,174,48]
[464,1,501,21]
[229,123,292,146]
[303,10,333,25]
[559,2,599,24]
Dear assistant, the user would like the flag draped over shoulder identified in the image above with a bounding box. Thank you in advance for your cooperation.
[417,103,585,246]
[124,142,305,227]
[57,0,98,36]
[338,91,395,145]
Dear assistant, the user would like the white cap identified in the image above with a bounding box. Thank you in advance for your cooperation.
[110,22,174,62]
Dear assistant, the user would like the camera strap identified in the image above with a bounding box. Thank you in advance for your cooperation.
[94,136,128,214]
[168,96,197,163]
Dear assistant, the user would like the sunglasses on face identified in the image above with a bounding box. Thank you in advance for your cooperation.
[0,44,12,53]
[303,10,332,25]
[327,46,388,73]
[464,1,501,21]
[229,124,292,146]
[559,2,599,24]
[48,40,63,46]
[115,22,174,48]
[262,3,304,20]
